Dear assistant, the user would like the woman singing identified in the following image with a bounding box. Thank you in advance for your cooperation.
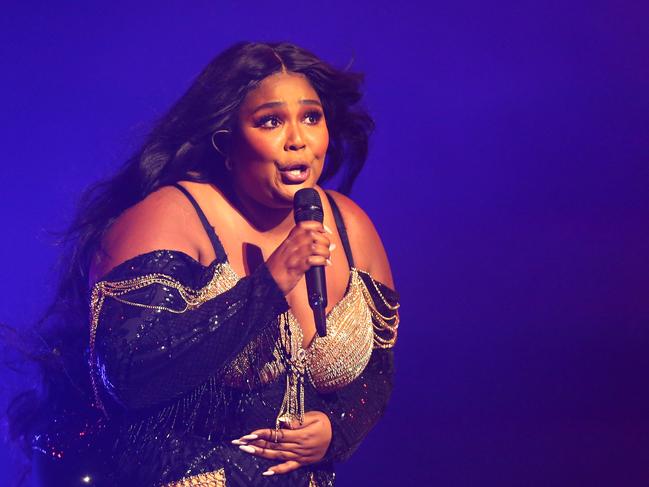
[10,41,399,486]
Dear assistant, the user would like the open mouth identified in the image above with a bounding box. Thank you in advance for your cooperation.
[278,163,310,184]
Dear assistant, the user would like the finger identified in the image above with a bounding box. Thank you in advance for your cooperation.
[307,229,330,242]
[309,241,331,258]
[243,428,319,446]
[290,414,320,429]
[284,415,316,431]
[285,418,300,430]
[296,221,325,233]
[245,427,305,445]
[243,438,304,452]
[263,460,302,476]
[304,232,330,251]
[307,255,330,267]
[238,444,300,461]
[245,428,294,443]
[244,428,275,441]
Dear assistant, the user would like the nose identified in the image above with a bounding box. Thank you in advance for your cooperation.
[284,122,306,152]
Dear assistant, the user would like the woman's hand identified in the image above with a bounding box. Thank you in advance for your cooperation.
[265,222,332,295]
[232,411,333,476]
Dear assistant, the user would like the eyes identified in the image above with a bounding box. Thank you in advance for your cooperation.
[254,110,324,130]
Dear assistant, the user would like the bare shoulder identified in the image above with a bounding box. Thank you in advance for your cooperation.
[89,185,202,284]
[326,190,395,289]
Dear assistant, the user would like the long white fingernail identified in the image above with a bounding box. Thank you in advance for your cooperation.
[326,258,332,266]
[231,439,246,445]
[240,434,258,440]
[329,243,336,251]
[262,470,275,476]
[239,445,256,454]
[323,224,333,235]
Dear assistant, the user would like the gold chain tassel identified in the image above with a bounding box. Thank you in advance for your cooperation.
[275,313,306,430]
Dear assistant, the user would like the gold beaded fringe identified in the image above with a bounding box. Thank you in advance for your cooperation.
[88,262,239,413]
[162,468,226,487]
[88,262,399,418]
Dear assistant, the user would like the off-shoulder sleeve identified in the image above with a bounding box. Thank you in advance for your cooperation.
[89,250,288,412]
[319,272,399,462]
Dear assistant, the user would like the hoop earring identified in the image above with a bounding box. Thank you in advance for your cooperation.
[224,158,232,171]
[210,129,230,157]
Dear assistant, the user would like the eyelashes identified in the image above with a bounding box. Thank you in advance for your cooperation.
[254,115,281,129]
[253,110,324,129]
[304,110,323,125]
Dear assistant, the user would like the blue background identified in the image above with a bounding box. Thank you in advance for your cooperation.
[1,1,648,485]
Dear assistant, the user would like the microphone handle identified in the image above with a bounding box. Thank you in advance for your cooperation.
[306,265,327,337]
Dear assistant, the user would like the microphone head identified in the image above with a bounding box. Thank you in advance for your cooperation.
[294,188,324,223]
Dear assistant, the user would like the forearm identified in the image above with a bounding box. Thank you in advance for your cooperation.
[318,348,394,463]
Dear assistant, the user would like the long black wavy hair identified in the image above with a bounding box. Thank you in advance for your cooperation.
[5,41,373,459]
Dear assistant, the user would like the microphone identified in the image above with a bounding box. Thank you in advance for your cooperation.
[293,188,327,337]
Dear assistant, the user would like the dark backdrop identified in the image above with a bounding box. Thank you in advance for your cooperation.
[1,1,648,486]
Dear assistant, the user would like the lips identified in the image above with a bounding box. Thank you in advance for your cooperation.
[278,162,310,184]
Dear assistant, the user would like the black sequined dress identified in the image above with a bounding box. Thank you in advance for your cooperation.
[32,186,399,486]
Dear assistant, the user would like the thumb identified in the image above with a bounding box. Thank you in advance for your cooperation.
[286,418,302,430]
[289,412,321,430]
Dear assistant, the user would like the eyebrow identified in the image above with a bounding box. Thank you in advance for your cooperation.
[251,99,322,114]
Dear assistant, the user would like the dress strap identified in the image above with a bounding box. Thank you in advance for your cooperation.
[172,183,227,262]
[325,192,355,268]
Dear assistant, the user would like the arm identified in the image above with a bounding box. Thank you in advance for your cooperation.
[325,190,395,288]
[233,273,399,469]
[92,251,289,411]
[320,191,399,462]
[320,270,399,462]
[89,186,333,411]
[234,193,400,470]
[320,348,395,462]
[89,187,285,411]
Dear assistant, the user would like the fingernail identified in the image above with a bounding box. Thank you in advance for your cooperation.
[262,470,275,476]
[231,439,246,445]
[240,434,258,440]
[329,243,336,251]
[323,224,333,235]
[239,445,256,454]
[326,258,332,266]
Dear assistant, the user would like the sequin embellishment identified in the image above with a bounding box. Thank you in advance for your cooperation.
[89,260,399,415]
[89,261,240,412]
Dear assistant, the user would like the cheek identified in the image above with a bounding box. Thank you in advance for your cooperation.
[235,129,283,161]
[309,128,329,159]
[253,136,284,159]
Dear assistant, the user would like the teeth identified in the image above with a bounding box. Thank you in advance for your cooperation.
[290,169,302,175]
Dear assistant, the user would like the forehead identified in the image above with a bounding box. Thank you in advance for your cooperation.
[242,72,320,109]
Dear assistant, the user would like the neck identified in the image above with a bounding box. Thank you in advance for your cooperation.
[228,185,294,234]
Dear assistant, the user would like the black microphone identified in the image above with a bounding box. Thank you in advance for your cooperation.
[293,188,327,337]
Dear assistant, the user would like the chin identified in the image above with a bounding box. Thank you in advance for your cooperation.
[262,188,297,208]
[275,182,317,204]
